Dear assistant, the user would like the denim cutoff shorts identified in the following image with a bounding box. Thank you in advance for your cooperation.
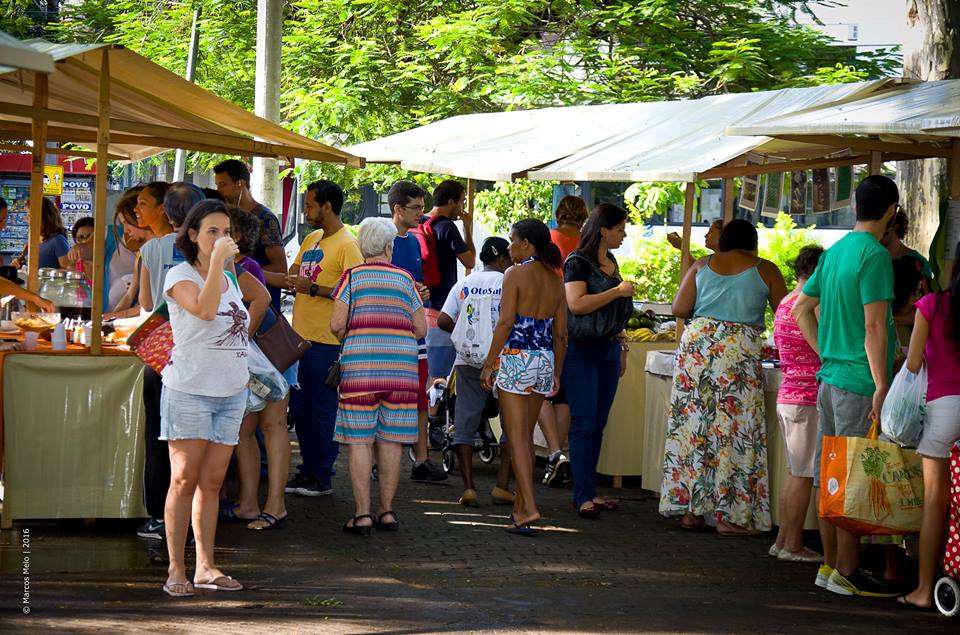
[160,385,248,446]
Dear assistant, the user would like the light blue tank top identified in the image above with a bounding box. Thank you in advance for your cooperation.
[693,260,769,327]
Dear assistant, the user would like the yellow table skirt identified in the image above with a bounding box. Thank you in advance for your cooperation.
[2,354,147,526]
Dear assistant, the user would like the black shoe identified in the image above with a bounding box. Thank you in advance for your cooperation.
[137,517,165,540]
[542,453,569,487]
[285,473,308,494]
[296,477,333,497]
[411,459,448,482]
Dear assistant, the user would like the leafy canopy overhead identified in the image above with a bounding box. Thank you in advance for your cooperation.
[3,0,897,188]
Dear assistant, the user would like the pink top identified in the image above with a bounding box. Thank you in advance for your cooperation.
[774,294,821,406]
[916,293,960,402]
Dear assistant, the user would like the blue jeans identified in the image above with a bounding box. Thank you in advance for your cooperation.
[563,340,621,507]
[290,343,341,483]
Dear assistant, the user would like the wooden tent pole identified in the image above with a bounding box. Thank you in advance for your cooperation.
[869,151,883,175]
[676,182,696,342]
[465,178,475,275]
[90,49,110,355]
[27,72,48,295]
[946,139,960,282]
[722,177,735,223]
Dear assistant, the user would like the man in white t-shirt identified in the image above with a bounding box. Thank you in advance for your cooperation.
[438,237,514,507]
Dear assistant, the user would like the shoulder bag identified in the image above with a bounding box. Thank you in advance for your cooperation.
[565,252,633,343]
[253,305,311,372]
[324,270,354,389]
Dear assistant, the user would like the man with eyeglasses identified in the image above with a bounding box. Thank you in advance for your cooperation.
[214,159,286,312]
[388,180,447,482]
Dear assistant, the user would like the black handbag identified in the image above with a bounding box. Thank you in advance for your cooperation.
[324,271,353,389]
[565,252,633,343]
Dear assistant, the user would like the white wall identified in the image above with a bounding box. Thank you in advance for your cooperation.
[796,0,919,65]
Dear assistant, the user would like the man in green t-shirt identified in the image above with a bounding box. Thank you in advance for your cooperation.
[793,174,899,599]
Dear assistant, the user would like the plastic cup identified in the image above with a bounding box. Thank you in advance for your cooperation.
[24,331,39,351]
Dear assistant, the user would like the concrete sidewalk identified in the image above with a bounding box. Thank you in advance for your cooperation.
[0,443,950,633]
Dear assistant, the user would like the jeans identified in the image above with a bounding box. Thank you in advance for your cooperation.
[142,366,169,519]
[563,340,621,507]
[290,342,341,483]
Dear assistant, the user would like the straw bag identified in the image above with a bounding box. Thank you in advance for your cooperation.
[819,417,924,535]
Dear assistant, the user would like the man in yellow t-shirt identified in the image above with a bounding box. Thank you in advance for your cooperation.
[284,180,363,497]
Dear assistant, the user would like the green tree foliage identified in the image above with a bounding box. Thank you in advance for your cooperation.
[474,180,555,234]
[1,0,898,189]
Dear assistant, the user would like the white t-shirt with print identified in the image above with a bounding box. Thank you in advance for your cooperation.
[440,269,503,367]
[162,263,250,397]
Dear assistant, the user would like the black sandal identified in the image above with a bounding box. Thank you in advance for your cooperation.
[342,514,373,536]
[374,510,399,531]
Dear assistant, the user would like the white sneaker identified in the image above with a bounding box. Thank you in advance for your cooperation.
[778,547,823,563]
[767,543,781,557]
[815,564,834,589]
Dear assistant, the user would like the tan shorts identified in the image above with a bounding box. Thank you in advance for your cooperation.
[776,403,818,478]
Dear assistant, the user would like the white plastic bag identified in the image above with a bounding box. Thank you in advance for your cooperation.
[247,339,289,404]
[880,364,927,447]
[450,293,495,368]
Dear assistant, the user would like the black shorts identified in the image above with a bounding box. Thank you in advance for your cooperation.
[546,384,567,405]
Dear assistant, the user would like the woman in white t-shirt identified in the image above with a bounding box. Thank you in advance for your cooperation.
[160,199,249,598]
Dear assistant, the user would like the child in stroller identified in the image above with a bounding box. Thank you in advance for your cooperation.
[934,441,960,616]
[430,367,514,507]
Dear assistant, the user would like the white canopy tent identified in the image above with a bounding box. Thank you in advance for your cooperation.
[0,31,54,73]
[348,80,903,183]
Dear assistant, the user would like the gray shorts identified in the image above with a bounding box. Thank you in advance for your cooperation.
[160,385,247,446]
[454,365,495,446]
[918,395,960,459]
[814,382,872,487]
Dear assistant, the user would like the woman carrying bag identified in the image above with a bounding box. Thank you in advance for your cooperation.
[562,204,635,519]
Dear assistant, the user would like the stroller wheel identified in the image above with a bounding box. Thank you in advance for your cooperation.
[478,443,497,464]
[935,576,960,617]
[442,447,456,474]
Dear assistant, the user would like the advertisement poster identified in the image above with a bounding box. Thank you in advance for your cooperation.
[738,155,763,212]
[812,168,831,214]
[832,165,853,210]
[790,171,807,215]
[761,172,783,218]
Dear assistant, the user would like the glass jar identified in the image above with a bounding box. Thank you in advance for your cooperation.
[37,268,57,301]
[44,269,67,305]
[58,271,92,321]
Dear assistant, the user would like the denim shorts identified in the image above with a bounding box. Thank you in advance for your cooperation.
[160,386,248,446]
[918,395,960,459]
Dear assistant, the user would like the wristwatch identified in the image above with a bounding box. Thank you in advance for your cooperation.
[309,283,319,297]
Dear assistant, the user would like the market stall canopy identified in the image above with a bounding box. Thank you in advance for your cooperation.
[725,79,960,143]
[0,31,54,73]
[0,38,362,165]
[348,80,903,183]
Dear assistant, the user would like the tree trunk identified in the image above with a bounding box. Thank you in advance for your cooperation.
[898,0,960,266]
[253,0,282,215]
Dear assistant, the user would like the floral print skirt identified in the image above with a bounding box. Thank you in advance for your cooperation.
[659,317,771,531]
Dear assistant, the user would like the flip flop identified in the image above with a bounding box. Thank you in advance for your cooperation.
[896,595,933,612]
[162,581,195,597]
[246,512,287,531]
[505,522,537,537]
[343,514,373,536]
[219,506,258,523]
[374,511,399,531]
[592,499,620,511]
[194,575,243,591]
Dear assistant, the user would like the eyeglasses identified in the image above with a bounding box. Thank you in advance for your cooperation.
[402,204,425,212]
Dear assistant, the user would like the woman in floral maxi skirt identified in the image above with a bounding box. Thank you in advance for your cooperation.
[659,220,786,534]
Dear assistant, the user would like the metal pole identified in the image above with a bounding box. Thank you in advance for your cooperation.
[173,6,202,181]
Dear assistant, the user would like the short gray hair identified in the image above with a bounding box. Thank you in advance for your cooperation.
[356,217,397,258]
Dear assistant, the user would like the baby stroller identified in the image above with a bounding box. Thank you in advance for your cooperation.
[934,441,960,617]
[431,367,501,474]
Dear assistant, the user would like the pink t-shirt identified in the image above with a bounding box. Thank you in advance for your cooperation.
[915,293,960,401]
[773,294,821,406]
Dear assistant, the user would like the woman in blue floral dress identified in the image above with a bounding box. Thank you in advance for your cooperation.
[660,220,786,534]
[481,220,566,535]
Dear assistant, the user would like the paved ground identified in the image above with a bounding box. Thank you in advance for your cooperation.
[0,438,953,634]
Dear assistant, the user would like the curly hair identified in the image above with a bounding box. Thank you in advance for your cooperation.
[228,204,261,257]
[555,195,588,227]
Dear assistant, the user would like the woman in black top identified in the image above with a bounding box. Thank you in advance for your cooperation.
[562,204,634,518]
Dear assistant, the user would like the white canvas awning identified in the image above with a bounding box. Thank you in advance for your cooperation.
[348,80,896,182]
[726,79,960,141]
[0,39,362,165]
[0,31,54,73]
